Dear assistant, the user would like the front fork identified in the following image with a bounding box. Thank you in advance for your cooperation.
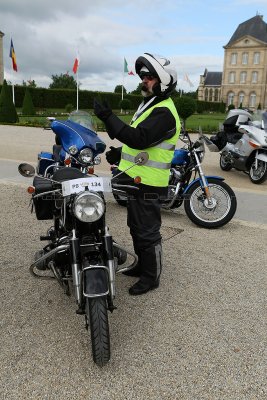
[103,226,116,300]
[70,229,82,305]
[194,151,213,204]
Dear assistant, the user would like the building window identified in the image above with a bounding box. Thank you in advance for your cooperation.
[214,89,219,102]
[228,92,235,106]
[209,89,213,101]
[239,92,245,106]
[240,71,247,83]
[229,72,235,83]
[242,52,248,65]
[231,53,237,65]
[252,71,258,83]
[204,88,208,101]
[253,52,260,64]
[249,93,256,108]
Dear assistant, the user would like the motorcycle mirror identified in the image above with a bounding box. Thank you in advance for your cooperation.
[134,152,149,165]
[18,163,36,177]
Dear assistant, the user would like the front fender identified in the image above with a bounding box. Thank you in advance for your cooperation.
[183,176,224,194]
[83,265,109,298]
[256,152,267,163]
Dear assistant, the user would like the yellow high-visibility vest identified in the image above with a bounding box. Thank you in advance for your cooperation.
[118,98,181,187]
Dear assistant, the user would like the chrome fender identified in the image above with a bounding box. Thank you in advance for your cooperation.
[183,176,224,194]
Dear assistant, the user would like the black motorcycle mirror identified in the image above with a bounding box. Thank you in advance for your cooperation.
[18,163,36,177]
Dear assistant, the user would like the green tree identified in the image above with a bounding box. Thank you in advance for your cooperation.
[0,80,19,123]
[119,98,132,113]
[228,104,235,111]
[130,83,142,95]
[173,96,196,128]
[114,85,126,95]
[49,73,77,89]
[22,88,35,115]
[22,79,37,88]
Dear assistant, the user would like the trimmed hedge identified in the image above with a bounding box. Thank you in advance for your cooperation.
[0,84,143,111]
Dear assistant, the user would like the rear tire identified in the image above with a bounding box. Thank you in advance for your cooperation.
[249,159,267,184]
[113,193,127,207]
[86,296,110,367]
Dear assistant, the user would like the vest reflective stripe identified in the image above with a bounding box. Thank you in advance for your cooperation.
[154,142,175,150]
[119,98,181,187]
[121,152,172,169]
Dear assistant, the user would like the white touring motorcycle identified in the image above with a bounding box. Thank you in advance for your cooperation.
[208,109,267,184]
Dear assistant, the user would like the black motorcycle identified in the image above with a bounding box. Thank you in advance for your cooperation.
[18,113,138,367]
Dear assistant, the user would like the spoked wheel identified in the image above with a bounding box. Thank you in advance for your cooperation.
[86,296,110,367]
[220,153,232,171]
[184,178,237,228]
[249,159,267,184]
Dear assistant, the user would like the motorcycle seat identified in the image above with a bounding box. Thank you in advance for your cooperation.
[53,167,87,182]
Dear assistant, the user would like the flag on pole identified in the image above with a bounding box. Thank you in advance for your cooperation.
[9,39,18,72]
[128,70,135,76]
[124,57,129,73]
[184,73,194,87]
[73,54,80,74]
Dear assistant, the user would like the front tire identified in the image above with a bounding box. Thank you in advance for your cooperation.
[184,178,237,228]
[249,159,267,184]
[86,296,110,367]
[220,153,232,171]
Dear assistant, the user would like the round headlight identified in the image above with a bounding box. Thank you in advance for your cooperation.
[73,192,105,222]
[79,148,94,164]
[69,145,78,155]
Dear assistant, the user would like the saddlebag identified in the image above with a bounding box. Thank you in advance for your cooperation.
[33,176,54,220]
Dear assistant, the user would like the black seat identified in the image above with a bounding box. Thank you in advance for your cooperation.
[53,167,86,182]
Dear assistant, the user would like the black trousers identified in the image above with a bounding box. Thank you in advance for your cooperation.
[127,192,163,283]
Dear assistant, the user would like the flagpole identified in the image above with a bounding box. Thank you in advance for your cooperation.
[12,84,15,105]
[76,69,79,111]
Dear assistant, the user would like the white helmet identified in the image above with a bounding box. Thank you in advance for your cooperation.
[135,53,177,97]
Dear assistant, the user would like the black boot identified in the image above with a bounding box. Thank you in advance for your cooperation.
[122,264,142,277]
[129,243,162,296]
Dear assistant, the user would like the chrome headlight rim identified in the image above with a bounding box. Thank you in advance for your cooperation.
[79,148,94,164]
[73,191,105,223]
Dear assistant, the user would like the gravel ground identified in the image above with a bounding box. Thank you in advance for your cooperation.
[1,182,267,400]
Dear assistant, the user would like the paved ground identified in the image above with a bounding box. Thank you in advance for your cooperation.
[0,125,267,400]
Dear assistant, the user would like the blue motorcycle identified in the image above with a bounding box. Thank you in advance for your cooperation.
[112,131,237,229]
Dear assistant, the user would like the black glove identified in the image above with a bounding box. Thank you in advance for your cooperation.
[93,98,112,122]
[106,146,122,165]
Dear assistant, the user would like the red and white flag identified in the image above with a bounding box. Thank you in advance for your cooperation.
[72,54,80,74]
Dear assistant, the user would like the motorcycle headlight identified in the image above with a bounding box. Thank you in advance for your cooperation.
[73,192,105,222]
[79,148,94,164]
[69,145,78,155]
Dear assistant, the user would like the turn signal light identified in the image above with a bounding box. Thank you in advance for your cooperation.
[27,186,35,194]
[134,176,142,184]
[248,141,260,149]
[88,166,94,174]
[64,158,71,165]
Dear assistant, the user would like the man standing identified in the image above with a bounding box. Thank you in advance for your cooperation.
[94,53,181,295]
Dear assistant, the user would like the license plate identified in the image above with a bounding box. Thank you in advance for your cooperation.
[62,177,112,196]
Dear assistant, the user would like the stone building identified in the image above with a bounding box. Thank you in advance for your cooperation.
[198,15,267,110]
[0,30,4,84]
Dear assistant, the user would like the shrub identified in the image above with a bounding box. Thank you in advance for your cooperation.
[119,99,132,113]
[174,96,196,128]
[0,80,19,123]
[65,103,75,113]
[22,88,35,115]
[228,104,235,111]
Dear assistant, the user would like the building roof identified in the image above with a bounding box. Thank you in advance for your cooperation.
[204,72,222,86]
[225,15,267,47]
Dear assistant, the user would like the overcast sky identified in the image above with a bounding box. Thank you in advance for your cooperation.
[1,0,266,93]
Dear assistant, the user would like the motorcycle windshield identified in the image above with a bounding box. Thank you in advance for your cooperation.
[250,110,267,132]
[51,120,106,156]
